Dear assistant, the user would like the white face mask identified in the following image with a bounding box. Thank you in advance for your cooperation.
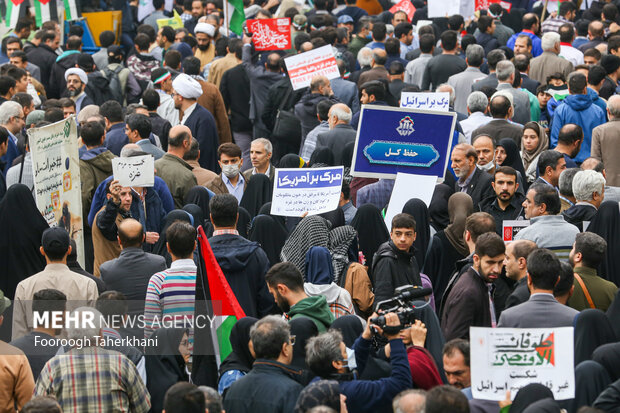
[222,163,240,178]
[478,161,495,172]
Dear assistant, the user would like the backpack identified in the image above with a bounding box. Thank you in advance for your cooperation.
[102,65,125,104]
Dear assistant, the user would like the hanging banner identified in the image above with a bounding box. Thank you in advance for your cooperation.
[247,18,291,50]
[284,45,340,90]
[29,116,85,267]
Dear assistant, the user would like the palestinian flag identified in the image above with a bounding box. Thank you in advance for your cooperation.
[34,0,59,28]
[195,225,246,367]
[4,0,26,29]
[224,0,245,36]
[63,0,80,21]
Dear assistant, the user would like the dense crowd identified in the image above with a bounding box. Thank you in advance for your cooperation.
[1,0,620,412]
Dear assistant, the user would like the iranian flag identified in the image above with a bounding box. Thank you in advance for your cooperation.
[224,0,245,36]
[195,225,246,366]
[34,0,59,28]
[5,0,26,29]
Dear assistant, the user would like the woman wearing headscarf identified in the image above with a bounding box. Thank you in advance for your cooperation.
[574,309,617,365]
[328,225,357,285]
[342,141,355,183]
[607,290,620,340]
[402,199,431,269]
[218,317,258,396]
[249,215,288,266]
[351,204,389,272]
[309,147,335,167]
[507,383,554,413]
[423,192,474,303]
[184,186,212,219]
[593,342,620,382]
[294,380,344,413]
[428,183,454,233]
[236,206,252,238]
[281,215,331,278]
[289,317,319,385]
[304,247,355,319]
[520,122,549,184]
[559,360,611,413]
[496,138,527,193]
[145,328,190,413]
[240,174,272,219]
[183,204,204,228]
[279,154,306,168]
[587,201,620,287]
[321,208,346,229]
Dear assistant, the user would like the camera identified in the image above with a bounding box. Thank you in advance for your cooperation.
[370,286,432,335]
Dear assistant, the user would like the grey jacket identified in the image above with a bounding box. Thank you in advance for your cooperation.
[448,67,486,114]
[498,293,579,328]
[514,215,579,261]
[496,83,531,125]
[316,124,357,165]
[331,77,360,114]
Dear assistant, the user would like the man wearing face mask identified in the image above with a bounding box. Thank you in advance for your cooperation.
[63,68,94,116]
[472,134,496,176]
[206,143,247,203]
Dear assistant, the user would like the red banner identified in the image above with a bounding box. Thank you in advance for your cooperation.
[247,18,292,51]
[475,0,512,12]
[389,0,416,22]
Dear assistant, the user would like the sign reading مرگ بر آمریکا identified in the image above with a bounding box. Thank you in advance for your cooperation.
[470,327,575,401]
[247,18,291,51]
[351,105,456,180]
[271,166,344,217]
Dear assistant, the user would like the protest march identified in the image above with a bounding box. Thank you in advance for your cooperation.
[2,0,620,411]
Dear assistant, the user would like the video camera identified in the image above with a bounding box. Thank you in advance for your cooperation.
[370,286,432,336]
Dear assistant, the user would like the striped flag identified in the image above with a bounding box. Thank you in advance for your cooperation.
[4,0,26,29]
[63,0,80,21]
[34,0,59,28]
[224,0,245,36]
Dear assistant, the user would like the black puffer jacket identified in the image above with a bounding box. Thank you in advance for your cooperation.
[371,240,422,306]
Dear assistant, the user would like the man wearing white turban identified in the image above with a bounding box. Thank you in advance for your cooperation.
[64,68,94,116]
[194,22,216,69]
[172,73,219,171]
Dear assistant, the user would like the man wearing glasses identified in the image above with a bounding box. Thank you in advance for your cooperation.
[0,100,24,175]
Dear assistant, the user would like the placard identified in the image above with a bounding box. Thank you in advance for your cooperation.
[247,18,291,50]
[112,155,155,188]
[389,0,416,21]
[29,116,85,266]
[428,0,460,18]
[157,10,184,29]
[383,173,437,230]
[502,220,530,242]
[400,92,450,111]
[470,327,575,401]
[284,45,340,90]
[351,106,456,180]
[271,166,344,216]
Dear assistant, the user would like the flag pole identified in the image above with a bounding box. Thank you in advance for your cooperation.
[223,0,229,36]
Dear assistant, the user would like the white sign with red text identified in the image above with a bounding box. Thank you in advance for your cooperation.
[284,45,340,90]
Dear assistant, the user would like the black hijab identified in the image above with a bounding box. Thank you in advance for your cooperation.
[184,186,211,218]
[497,138,526,179]
[593,342,620,382]
[237,206,251,238]
[402,199,431,269]
[607,289,620,340]
[290,317,319,371]
[428,183,453,232]
[412,300,446,380]
[152,210,193,259]
[0,184,48,299]
[258,202,287,232]
[351,204,389,270]
[521,399,561,413]
[183,204,204,229]
[279,154,305,168]
[342,142,355,168]
[587,201,620,286]
[510,383,554,413]
[309,147,335,167]
[240,174,272,219]
[574,309,617,365]
[330,315,363,348]
[249,215,287,266]
[321,207,345,229]
[145,328,189,413]
[218,317,258,377]
[560,360,611,413]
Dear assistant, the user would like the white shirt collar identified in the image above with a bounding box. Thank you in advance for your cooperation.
[170,258,196,269]
[253,163,271,175]
[181,102,197,125]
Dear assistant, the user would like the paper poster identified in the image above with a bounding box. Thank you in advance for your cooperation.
[247,18,291,50]
[271,166,344,217]
[284,45,340,90]
[470,327,575,401]
[157,10,184,29]
[112,155,155,188]
[383,173,437,230]
[389,0,416,22]
[29,116,85,266]
[428,0,460,18]
[502,220,530,242]
[400,92,450,112]
[475,0,500,11]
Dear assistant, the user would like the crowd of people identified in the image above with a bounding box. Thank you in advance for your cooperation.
[1,0,620,411]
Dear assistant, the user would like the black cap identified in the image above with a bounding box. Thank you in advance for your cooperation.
[41,227,71,257]
[108,45,123,57]
[77,53,95,70]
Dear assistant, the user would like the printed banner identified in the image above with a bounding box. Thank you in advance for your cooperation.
[271,166,344,217]
[157,9,183,29]
[475,0,499,11]
[351,106,456,179]
[502,220,530,242]
[389,0,416,21]
[112,155,155,188]
[470,327,575,401]
[29,117,85,266]
[284,45,340,90]
[247,18,291,50]
[400,92,450,111]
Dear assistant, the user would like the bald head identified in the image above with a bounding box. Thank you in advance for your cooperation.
[608,95,620,118]
[589,20,604,38]
[266,53,281,72]
[300,42,313,53]
[372,49,387,66]
[120,143,141,157]
[310,75,331,96]
[118,218,144,248]
[328,103,352,126]
[168,124,192,149]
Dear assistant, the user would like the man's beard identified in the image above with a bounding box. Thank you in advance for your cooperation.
[456,164,470,179]
[198,43,210,51]
[67,88,80,97]
[276,292,290,313]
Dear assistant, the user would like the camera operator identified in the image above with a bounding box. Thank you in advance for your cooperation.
[305,312,412,413]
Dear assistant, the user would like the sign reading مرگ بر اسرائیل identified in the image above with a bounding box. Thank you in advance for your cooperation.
[351,105,456,180]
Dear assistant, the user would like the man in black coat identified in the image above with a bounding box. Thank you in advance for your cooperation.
[479,166,526,235]
[99,219,166,339]
[26,31,59,92]
[450,143,495,210]
[47,35,82,99]
[372,213,422,306]
[470,94,523,145]
[441,232,506,341]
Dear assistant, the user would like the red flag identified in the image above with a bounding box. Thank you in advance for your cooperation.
[389,0,416,22]
[247,18,292,51]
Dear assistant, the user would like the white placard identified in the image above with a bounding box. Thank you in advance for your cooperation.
[284,45,340,90]
[384,173,437,230]
[271,166,344,217]
[428,0,460,18]
[112,155,155,187]
[470,327,575,401]
[502,220,530,242]
[400,92,450,111]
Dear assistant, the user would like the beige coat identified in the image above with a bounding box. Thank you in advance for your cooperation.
[592,118,620,186]
[0,341,34,413]
[529,51,573,85]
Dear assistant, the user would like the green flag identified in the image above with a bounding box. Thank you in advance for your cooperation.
[225,0,245,36]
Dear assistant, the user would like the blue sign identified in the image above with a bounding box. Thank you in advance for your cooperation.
[351,106,456,179]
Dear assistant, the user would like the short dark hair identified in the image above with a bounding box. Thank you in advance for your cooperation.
[67,35,82,50]
[440,30,458,51]
[360,80,385,102]
[32,289,67,319]
[394,22,413,40]
[530,182,561,215]
[317,99,334,122]
[391,213,416,231]
[42,31,57,44]
[522,13,538,31]
[99,30,116,47]
[474,232,505,258]
[609,35,620,54]
[183,56,202,76]
[558,124,583,145]
[537,150,563,178]
[588,65,607,85]
[389,61,405,75]
[514,54,530,72]
[372,22,386,41]
[487,49,506,71]
[426,385,469,413]
[166,221,196,258]
[6,66,27,83]
[209,194,238,227]
[478,15,494,33]
[184,138,200,161]
[21,396,62,413]
[559,0,576,16]
[465,212,496,243]
[568,72,587,94]
[250,315,290,359]
[118,220,144,248]
[495,165,518,180]
[96,291,129,320]
[512,240,538,261]
[554,261,574,297]
[163,382,205,413]
[419,34,435,53]
[385,37,400,56]
[80,120,105,147]
[59,97,75,109]
[9,50,27,63]
[0,76,16,95]
[489,95,511,118]
[548,72,566,85]
[126,113,151,139]
[527,248,560,290]
[142,89,160,111]
[448,14,464,30]
[217,142,241,159]
[11,92,33,109]
[134,33,151,52]
[100,100,124,123]
[559,23,574,43]
[164,49,182,70]
[443,338,470,366]
[574,232,607,268]
[160,25,175,43]
[584,47,601,61]
[44,107,64,123]
[265,262,304,292]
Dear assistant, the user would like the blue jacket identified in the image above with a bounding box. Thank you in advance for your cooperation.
[551,94,606,163]
[104,123,128,156]
[587,87,608,116]
[1,135,19,176]
[506,31,542,57]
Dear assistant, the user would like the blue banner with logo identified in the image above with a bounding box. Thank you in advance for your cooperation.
[351,106,456,179]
